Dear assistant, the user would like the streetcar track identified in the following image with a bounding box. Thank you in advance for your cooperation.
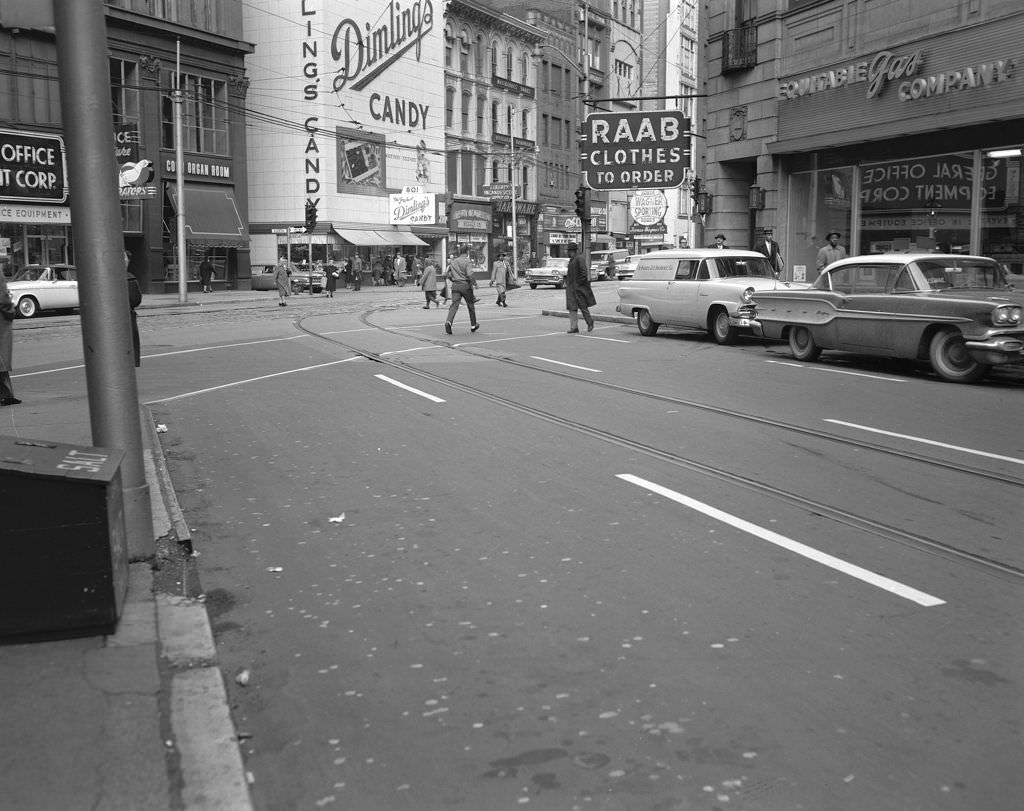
[295,310,1024,583]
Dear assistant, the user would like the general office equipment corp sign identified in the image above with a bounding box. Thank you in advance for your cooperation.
[0,130,68,204]
[579,111,689,191]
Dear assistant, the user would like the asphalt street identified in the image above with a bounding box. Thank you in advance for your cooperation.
[9,284,1022,810]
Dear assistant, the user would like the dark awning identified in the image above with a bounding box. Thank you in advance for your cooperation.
[167,185,247,248]
[333,228,391,246]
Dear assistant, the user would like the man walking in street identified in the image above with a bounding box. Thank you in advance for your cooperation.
[444,244,479,334]
[565,242,595,333]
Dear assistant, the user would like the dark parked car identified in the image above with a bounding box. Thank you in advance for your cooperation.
[752,253,1024,383]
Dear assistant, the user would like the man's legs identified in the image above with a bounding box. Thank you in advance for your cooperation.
[580,305,594,332]
[445,286,464,333]
[568,307,579,332]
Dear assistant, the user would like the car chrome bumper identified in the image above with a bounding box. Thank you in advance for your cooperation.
[965,335,1024,365]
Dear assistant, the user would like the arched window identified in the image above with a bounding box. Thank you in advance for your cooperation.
[445,86,455,127]
[458,33,469,73]
[475,35,485,74]
[490,41,498,76]
[520,54,528,84]
[521,108,529,140]
[491,101,499,134]
[506,105,513,134]
[444,28,454,67]
[505,47,513,78]
[461,90,471,131]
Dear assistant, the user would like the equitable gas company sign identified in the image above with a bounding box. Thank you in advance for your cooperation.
[580,111,689,191]
[0,130,67,204]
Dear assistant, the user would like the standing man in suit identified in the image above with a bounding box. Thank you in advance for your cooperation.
[754,227,785,276]
[816,230,847,271]
[712,233,727,249]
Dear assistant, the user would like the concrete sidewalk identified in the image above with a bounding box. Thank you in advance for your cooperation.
[0,408,253,809]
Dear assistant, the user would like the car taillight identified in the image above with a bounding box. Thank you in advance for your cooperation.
[992,305,1022,326]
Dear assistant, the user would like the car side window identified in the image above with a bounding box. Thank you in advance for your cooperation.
[893,268,916,292]
[829,268,853,294]
[695,261,710,281]
[674,261,696,280]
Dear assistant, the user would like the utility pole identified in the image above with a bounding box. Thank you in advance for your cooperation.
[53,0,153,558]
[579,2,591,261]
[174,39,187,304]
[509,108,519,278]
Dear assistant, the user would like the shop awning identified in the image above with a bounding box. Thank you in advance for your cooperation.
[374,229,428,246]
[167,185,247,248]
[333,228,391,246]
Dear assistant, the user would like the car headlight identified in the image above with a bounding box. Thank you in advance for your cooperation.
[741,286,755,304]
[992,304,1022,326]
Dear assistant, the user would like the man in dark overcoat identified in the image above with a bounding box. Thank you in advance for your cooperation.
[564,243,595,333]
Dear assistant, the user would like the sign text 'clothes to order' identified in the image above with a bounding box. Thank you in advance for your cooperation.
[580,111,689,191]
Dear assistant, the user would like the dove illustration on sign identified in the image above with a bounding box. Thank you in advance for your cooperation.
[118,159,154,187]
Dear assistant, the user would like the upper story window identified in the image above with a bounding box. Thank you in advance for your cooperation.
[505,48,513,79]
[0,33,60,125]
[491,41,499,76]
[520,54,528,84]
[459,36,469,74]
[461,91,471,131]
[475,36,485,74]
[110,58,140,125]
[161,72,228,154]
[445,86,455,127]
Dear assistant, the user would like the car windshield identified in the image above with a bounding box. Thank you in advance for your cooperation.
[13,267,46,282]
[543,258,568,268]
[912,258,1008,291]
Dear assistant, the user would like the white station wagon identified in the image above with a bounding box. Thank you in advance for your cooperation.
[616,249,808,344]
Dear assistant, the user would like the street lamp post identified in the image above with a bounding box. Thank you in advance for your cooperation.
[510,108,519,279]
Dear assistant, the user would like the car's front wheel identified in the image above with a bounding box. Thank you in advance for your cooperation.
[636,310,660,336]
[16,296,39,318]
[929,329,989,383]
[788,326,821,361]
[709,307,738,345]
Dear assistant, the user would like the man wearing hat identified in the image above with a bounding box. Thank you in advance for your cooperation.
[816,230,847,271]
[564,242,595,333]
[490,251,510,307]
[712,233,727,249]
[753,227,785,275]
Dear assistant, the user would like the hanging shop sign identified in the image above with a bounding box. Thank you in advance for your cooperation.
[0,129,67,204]
[389,192,436,225]
[579,111,690,191]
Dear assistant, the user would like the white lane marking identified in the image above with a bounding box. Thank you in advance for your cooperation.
[584,334,631,343]
[15,334,315,377]
[765,359,904,382]
[381,346,433,355]
[531,356,603,373]
[375,374,446,403]
[617,473,945,607]
[144,357,363,403]
[826,419,1024,466]
[453,332,564,347]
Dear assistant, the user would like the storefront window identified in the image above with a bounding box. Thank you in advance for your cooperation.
[981,147,1022,274]
[859,151,975,255]
[786,165,854,282]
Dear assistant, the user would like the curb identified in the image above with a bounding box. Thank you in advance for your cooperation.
[145,407,253,811]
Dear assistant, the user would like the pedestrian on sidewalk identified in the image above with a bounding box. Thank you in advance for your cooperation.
[0,271,19,405]
[420,257,439,308]
[125,250,142,367]
[490,251,509,307]
[351,253,362,290]
[565,242,595,333]
[199,255,214,292]
[274,258,291,306]
[443,244,479,334]
[325,263,339,297]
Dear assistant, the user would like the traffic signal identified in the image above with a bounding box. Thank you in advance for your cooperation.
[574,186,588,219]
[305,200,318,231]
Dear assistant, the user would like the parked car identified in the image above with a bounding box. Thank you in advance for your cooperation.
[288,263,325,293]
[615,254,641,282]
[250,264,279,291]
[526,256,569,289]
[752,253,1024,383]
[616,249,807,344]
[8,264,78,318]
[591,248,629,281]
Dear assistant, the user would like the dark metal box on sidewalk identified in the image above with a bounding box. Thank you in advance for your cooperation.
[0,435,128,640]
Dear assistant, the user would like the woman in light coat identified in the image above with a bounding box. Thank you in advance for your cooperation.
[273,259,291,306]
[490,252,509,307]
